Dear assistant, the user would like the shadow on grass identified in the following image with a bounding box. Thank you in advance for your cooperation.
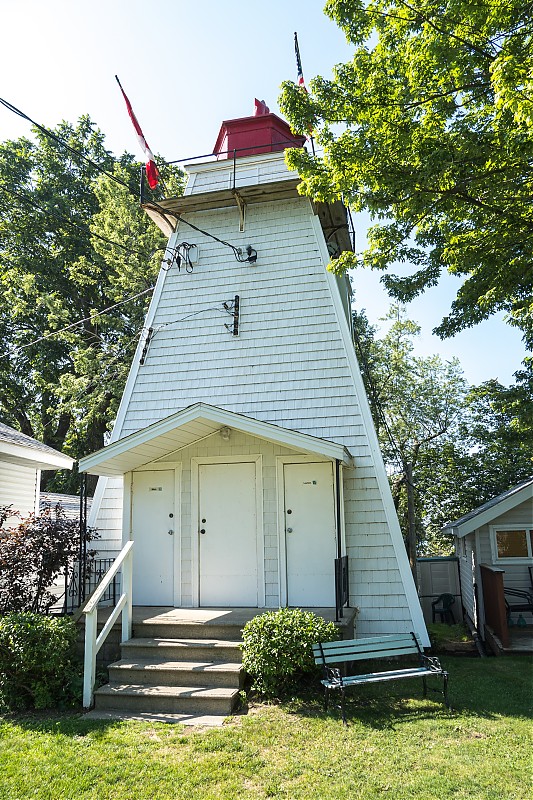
[3,655,531,736]
[0,708,135,739]
[278,653,533,728]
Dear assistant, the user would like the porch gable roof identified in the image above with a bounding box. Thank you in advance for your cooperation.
[79,403,353,476]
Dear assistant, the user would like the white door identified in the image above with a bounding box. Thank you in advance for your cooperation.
[198,462,257,607]
[284,462,336,606]
[132,470,175,605]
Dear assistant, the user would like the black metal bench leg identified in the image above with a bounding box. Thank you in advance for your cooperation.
[341,686,347,726]
[443,674,449,708]
[324,686,329,713]
[422,676,427,698]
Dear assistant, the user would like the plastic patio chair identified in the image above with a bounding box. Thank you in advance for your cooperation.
[431,593,456,624]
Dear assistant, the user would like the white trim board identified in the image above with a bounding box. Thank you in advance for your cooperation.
[309,212,430,648]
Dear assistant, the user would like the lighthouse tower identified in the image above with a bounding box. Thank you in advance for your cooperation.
[81,104,427,645]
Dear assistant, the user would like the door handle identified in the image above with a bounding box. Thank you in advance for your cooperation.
[200,529,206,534]
[287,527,293,533]
[168,529,174,536]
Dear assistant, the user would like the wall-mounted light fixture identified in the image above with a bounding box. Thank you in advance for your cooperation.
[219,426,231,441]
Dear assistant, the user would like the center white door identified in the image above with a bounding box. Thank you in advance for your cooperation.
[132,470,175,605]
[198,462,257,607]
[284,462,336,606]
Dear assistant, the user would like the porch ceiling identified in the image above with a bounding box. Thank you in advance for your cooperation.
[79,403,353,476]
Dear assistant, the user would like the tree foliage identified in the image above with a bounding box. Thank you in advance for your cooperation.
[280,0,533,346]
[354,306,533,553]
[0,503,98,614]
[354,305,467,553]
[0,117,184,490]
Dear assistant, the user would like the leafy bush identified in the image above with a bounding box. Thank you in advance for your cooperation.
[0,504,98,614]
[241,608,339,697]
[0,612,82,710]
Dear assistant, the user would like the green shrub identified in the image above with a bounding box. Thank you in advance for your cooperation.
[0,613,82,710]
[241,608,338,698]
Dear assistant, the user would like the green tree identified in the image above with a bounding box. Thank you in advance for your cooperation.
[354,306,467,559]
[0,117,183,492]
[354,307,533,554]
[280,0,533,346]
[415,371,533,549]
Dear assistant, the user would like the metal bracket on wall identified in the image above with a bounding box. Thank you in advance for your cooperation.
[232,189,246,232]
[223,295,240,336]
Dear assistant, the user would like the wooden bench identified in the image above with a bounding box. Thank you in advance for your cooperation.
[313,632,449,724]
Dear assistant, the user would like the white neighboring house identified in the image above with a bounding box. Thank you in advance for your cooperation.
[444,477,533,633]
[0,422,74,527]
[80,107,429,645]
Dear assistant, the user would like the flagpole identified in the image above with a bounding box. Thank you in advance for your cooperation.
[294,32,316,157]
[115,75,168,194]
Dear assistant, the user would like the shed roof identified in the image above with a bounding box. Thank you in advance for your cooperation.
[40,492,92,519]
[443,476,533,538]
[0,422,74,471]
[79,403,353,477]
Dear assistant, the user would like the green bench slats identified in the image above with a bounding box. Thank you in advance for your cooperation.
[312,644,421,663]
[332,666,433,686]
[314,633,422,651]
[313,631,449,724]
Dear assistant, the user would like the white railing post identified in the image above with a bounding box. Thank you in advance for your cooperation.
[121,545,133,643]
[81,540,134,709]
[83,609,97,708]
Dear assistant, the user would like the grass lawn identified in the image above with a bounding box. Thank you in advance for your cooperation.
[0,655,531,800]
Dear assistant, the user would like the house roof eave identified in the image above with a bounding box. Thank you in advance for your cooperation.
[444,477,533,538]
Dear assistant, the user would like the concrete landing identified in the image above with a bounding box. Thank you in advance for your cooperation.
[94,605,358,635]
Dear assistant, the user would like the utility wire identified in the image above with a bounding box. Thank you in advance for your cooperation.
[32,299,237,440]
[0,97,133,192]
[10,287,155,353]
[0,95,254,263]
[33,326,147,439]
[0,185,160,261]
[151,303,237,338]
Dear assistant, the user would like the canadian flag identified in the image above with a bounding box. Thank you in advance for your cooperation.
[115,76,159,189]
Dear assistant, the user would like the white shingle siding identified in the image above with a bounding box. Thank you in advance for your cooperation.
[0,460,38,522]
[120,198,368,451]
[89,149,426,642]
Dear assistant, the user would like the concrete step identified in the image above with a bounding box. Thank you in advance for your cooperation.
[94,683,239,716]
[108,658,243,688]
[84,709,229,727]
[122,637,243,663]
[133,621,244,642]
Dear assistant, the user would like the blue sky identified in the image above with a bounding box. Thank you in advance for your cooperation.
[1,0,527,385]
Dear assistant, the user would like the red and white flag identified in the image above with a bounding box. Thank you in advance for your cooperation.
[294,32,307,91]
[115,75,159,189]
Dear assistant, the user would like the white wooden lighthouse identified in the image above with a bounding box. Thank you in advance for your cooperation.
[81,105,428,645]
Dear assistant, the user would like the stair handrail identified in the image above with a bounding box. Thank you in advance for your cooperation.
[82,540,134,708]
